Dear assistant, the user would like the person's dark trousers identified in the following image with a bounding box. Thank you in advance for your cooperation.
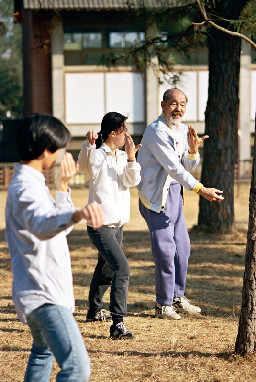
[87,225,130,319]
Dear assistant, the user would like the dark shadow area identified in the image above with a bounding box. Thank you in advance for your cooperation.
[68,228,246,318]
[1,347,30,352]
[0,119,22,163]
[73,273,95,287]
[0,229,7,242]
[0,304,16,314]
[0,328,25,333]
[67,230,93,251]
[1,296,12,300]
[85,333,110,340]
[88,348,234,361]
[0,256,11,271]
[0,318,20,322]
[0,226,247,322]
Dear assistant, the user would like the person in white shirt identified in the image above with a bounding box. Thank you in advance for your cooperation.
[78,111,141,339]
[5,114,104,382]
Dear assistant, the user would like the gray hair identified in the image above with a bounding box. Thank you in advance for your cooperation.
[163,88,188,103]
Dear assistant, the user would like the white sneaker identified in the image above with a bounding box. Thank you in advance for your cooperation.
[173,296,201,314]
[155,303,181,320]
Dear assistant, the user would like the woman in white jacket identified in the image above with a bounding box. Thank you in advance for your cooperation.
[77,112,141,339]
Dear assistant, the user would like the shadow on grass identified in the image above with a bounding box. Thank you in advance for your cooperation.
[0,229,10,261]
[0,304,16,314]
[0,257,11,272]
[0,229,5,240]
[67,230,93,251]
[0,317,20,322]
[69,228,246,319]
[0,328,25,333]
[1,347,30,352]
[88,348,234,360]
[0,227,247,320]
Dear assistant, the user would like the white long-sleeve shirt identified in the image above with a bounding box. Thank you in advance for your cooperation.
[78,141,141,226]
[5,164,76,323]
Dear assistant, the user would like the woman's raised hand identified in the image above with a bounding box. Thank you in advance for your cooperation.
[86,130,98,145]
[125,133,142,161]
[56,152,78,191]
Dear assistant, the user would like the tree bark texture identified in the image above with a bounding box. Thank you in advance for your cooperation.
[198,0,248,232]
[22,10,52,116]
[235,125,256,355]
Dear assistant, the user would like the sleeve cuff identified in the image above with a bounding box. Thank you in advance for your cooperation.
[187,151,199,160]
[56,187,71,200]
[127,160,137,167]
[193,183,203,194]
[55,188,75,209]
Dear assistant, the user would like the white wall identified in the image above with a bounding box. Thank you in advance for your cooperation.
[251,70,256,121]
[159,70,209,123]
[65,72,145,124]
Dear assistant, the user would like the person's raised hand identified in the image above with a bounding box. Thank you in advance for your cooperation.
[125,133,141,161]
[86,130,98,145]
[187,125,209,154]
[56,152,78,192]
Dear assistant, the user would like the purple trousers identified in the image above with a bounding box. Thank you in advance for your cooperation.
[139,183,190,306]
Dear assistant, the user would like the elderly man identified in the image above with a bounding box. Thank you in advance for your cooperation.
[137,88,224,320]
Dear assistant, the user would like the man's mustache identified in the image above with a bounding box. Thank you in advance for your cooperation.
[171,111,183,116]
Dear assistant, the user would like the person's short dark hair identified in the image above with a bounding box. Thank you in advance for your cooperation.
[163,88,188,103]
[17,114,71,160]
[96,112,127,149]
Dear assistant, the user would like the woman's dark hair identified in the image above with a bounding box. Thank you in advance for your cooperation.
[96,112,127,149]
[17,113,71,160]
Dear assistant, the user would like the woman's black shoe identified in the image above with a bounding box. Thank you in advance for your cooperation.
[110,322,133,339]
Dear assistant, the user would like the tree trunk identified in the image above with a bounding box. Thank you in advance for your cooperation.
[235,122,256,355]
[198,0,247,232]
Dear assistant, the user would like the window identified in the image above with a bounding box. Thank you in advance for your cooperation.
[252,49,256,64]
[63,29,145,66]
[82,33,102,49]
[64,32,102,50]
[64,33,83,49]
[108,32,145,48]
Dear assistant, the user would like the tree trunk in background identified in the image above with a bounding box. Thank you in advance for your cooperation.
[198,0,248,232]
[235,120,256,355]
[198,28,240,231]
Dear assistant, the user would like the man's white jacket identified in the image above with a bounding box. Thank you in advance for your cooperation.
[137,115,201,213]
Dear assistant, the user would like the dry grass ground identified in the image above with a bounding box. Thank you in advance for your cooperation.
[1,184,256,381]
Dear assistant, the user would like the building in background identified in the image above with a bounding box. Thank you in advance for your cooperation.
[13,0,255,164]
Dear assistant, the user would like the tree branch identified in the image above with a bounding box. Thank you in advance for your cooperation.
[196,0,256,50]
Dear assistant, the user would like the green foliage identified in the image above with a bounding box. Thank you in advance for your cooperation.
[240,0,256,40]
[0,0,23,118]
[201,0,256,35]
[0,20,7,36]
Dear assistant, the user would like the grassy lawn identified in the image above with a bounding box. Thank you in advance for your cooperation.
[1,183,256,381]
